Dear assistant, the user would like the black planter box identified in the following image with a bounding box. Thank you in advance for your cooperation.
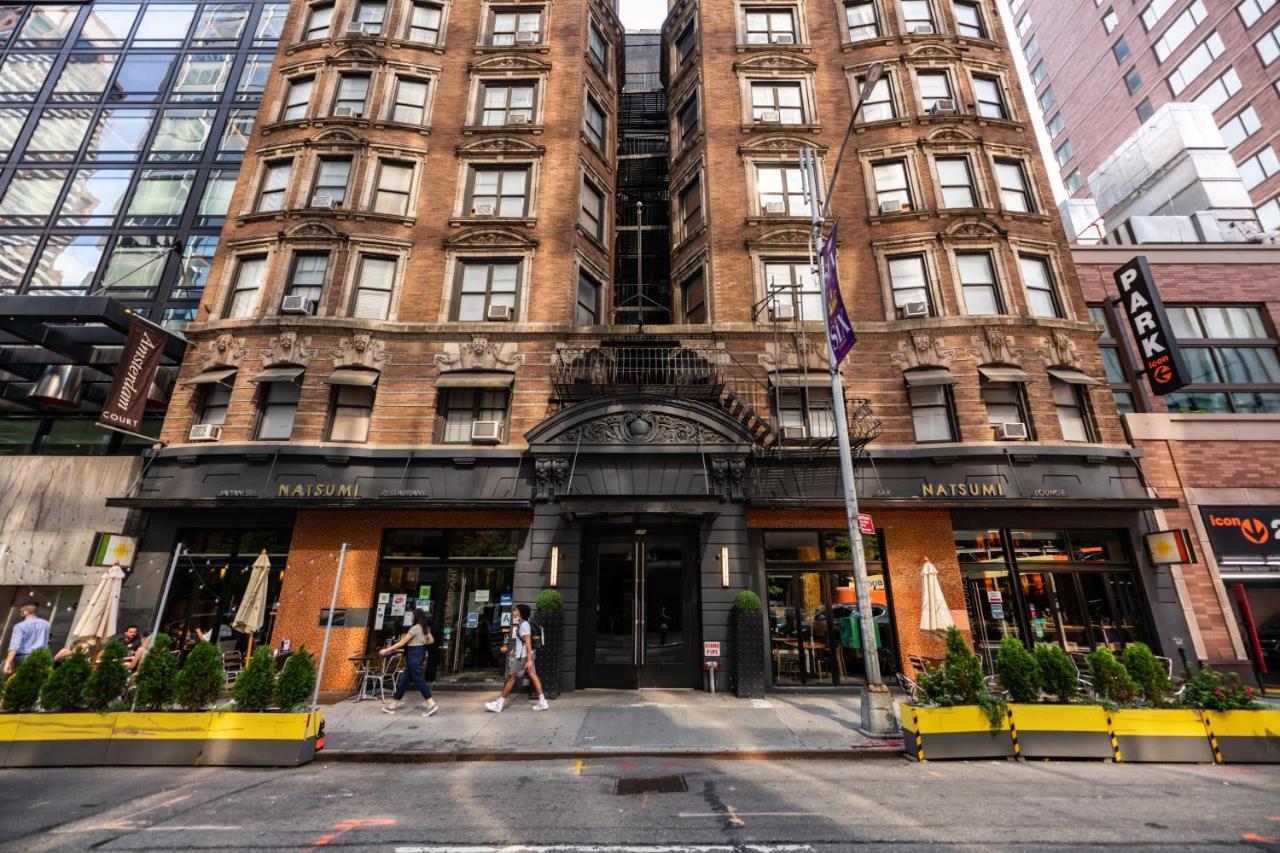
[535,611,564,699]
[734,611,767,699]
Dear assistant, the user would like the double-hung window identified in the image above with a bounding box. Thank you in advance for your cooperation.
[440,389,508,443]
[285,252,328,303]
[681,270,706,322]
[227,256,266,317]
[282,76,313,121]
[995,159,1033,212]
[327,380,375,442]
[580,178,605,240]
[333,74,370,116]
[905,370,957,442]
[1053,380,1093,441]
[468,166,528,217]
[312,157,350,205]
[392,77,429,124]
[199,384,232,426]
[305,4,333,39]
[764,260,822,320]
[588,21,609,67]
[489,9,542,45]
[982,380,1031,436]
[576,269,601,324]
[901,0,935,33]
[455,260,519,321]
[973,75,1008,118]
[256,378,301,440]
[936,157,976,207]
[679,175,703,237]
[776,387,835,438]
[408,2,443,43]
[373,160,414,215]
[354,0,387,35]
[872,159,911,210]
[917,70,952,111]
[481,82,535,125]
[351,255,397,319]
[953,1,986,37]
[1019,255,1062,318]
[584,94,606,148]
[857,74,894,121]
[751,81,804,124]
[845,0,880,39]
[255,160,291,212]
[956,252,1002,314]
[887,254,932,314]
[677,94,699,142]
[756,164,809,216]
[745,7,797,43]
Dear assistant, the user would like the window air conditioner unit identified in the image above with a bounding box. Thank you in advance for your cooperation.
[928,99,958,115]
[879,199,904,214]
[471,420,503,443]
[910,23,935,34]
[281,295,316,315]
[345,21,368,35]
[189,424,221,442]
[487,304,513,321]
[515,30,540,43]
[763,201,786,214]
[772,33,795,44]
[898,301,929,318]
[506,113,530,125]
[781,426,808,440]
[996,422,1029,440]
[311,194,337,209]
[771,302,795,321]
[333,106,361,118]
[757,109,781,123]
[473,203,496,216]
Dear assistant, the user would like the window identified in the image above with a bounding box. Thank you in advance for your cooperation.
[776,387,835,438]
[1124,66,1142,93]
[1038,84,1056,111]
[199,384,232,427]
[489,8,541,45]
[763,260,821,319]
[1023,33,1039,59]
[1240,0,1278,27]
[676,20,698,67]
[52,54,119,96]
[220,109,255,156]
[125,169,194,223]
[857,74,894,121]
[172,53,233,100]
[480,82,535,125]
[355,0,387,34]
[392,77,429,124]
[133,5,195,45]
[1046,113,1065,137]
[1054,138,1074,167]
[756,164,809,216]
[282,77,314,121]
[745,7,796,43]
[580,178,605,239]
[1065,169,1085,193]
[956,252,1002,314]
[982,382,1030,434]
[901,0,935,33]
[1195,67,1242,113]
[352,255,397,319]
[1168,33,1224,95]
[101,235,176,290]
[1221,106,1261,148]
[887,254,932,313]
[333,73,370,115]
[584,94,605,148]
[953,1,985,37]
[193,4,250,43]
[1240,147,1280,189]
[454,260,519,321]
[373,160,414,215]
[995,160,1033,212]
[1052,380,1093,441]
[677,94,699,141]
[1258,196,1280,229]
[0,108,29,157]
[18,5,79,44]
[1141,0,1176,30]
[305,4,333,39]
[236,55,272,100]
[28,235,107,292]
[1019,256,1062,318]
[871,159,911,210]
[440,389,508,443]
[285,252,328,302]
[1030,59,1047,85]
[1257,21,1280,64]
[576,269,601,324]
[1155,1,1208,62]
[1102,8,1118,33]
[0,55,54,100]
[588,21,609,67]
[906,376,956,442]
[255,3,290,43]
[328,384,374,442]
[256,380,300,440]
[408,2,443,43]
[936,157,976,207]
[255,160,291,212]
[973,74,1008,118]
[681,270,706,322]
[1016,12,1032,36]
[916,70,952,111]
[751,81,805,124]
[196,169,236,220]
[1111,36,1130,63]
[679,175,703,236]
[27,109,92,155]
[227,256,266,317]
[0,170,66,222]
[1163,305,1280,413]
[845,0,880,39]
[1091,304,1135,412]
[312,158,351,205]
[1136,98,1154,121]
[468,166,528,217]
[152,109,214,158]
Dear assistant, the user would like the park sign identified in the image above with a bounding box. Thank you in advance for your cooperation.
[1113,256,1190,396]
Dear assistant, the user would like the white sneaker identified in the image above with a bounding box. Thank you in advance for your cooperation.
[533,697,549,711]
[484,698,504,713]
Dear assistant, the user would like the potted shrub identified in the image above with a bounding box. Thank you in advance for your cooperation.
[1184,665,1278,764]
[1091,647,1213,763]
[534,589,564,699]
[732,590,765,699]
[999,640,1112,760]
[899,628,1014,761]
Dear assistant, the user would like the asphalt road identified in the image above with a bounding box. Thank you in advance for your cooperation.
[0,758,1277,852]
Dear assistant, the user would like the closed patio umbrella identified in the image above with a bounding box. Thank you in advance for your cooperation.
[71,562,126,645]
[232,550,271,657]
[920,558,955,636]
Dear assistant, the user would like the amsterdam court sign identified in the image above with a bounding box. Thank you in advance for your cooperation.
[1113,256,1190,396]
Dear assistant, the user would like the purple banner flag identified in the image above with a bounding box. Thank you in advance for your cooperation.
[822,220,856,365]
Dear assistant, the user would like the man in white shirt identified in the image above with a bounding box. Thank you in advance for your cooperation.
[485,603,548,712]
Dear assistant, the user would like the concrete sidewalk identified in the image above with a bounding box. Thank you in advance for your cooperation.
[318,689,904,761]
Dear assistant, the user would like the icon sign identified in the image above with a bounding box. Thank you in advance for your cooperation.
[1241,518,1269,545]
[703,641,721,658]
[857,513,875,535]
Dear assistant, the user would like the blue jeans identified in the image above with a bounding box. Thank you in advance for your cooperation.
[393,645,432,701]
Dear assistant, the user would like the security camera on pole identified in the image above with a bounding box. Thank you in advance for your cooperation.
[798,62,896,737]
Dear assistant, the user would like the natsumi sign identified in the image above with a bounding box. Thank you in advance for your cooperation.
[98,318,165,432]
[822,219,856,365]
[1113,256,1190,396]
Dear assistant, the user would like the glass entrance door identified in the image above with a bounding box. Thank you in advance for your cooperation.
[581,527,700,688]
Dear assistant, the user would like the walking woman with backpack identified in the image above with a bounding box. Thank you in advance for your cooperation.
[381,607,440,716]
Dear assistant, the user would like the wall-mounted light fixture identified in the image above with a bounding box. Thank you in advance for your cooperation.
[720,546,730,588]
[550,546,560,587]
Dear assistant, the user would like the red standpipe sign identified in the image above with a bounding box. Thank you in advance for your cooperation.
[98,318,166,432]
[857,513,875,535]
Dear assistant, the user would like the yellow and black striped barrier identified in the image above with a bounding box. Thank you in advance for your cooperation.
[1201,709,1280,764]
[1007,704,1114,760]
[1108,709,1216,763]
[897,702,1016,761]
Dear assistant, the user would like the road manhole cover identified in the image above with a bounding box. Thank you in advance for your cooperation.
[614,775,688,796]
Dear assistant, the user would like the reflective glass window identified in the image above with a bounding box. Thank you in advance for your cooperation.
[0,54,56,100]
[134,4,195,45]
[26,108,93,156]
[28,234,108,292]
[0,169,68,221]
[236,54,271,99]
[84,108,154,160]
[101,236,175,290]
[124,169,194,220]
[193,4,251,43]
[78,3,141,46]
[218,108,254,156]
[17,5,79,44]
[174,235,217,296]
[254,3,289,42]
[52,54,119,96]
[0,107,28,157]
[151,109,214,158]
[111,53,175,100]
[0,234,39,291]
[57,167,132,225]
[172,53,232,100]
[197,169,237,219]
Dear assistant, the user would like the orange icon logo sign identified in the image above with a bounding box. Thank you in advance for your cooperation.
[1152,364,1172,384]
[1240,518,1269,546]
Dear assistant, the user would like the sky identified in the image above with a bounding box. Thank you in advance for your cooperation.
[618,0,668,30]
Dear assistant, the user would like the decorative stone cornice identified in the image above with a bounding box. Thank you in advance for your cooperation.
[199,333,248,370]
[331,332,389,369]
[434,337,524,372]
[260,331,316,367]
[890,331,957,370]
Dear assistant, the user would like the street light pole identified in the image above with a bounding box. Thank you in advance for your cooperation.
[799,63,896,735]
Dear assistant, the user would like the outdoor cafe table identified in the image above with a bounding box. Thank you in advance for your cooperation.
[348,650,402,702]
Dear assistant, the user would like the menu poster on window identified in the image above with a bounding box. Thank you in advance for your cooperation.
[474,590,490,603]
[467,613,479,629]
[418,584,432,601]
[374,608,385,630]
[390,594,407,616]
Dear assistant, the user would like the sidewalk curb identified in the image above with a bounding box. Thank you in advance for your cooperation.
[316,745,906,763]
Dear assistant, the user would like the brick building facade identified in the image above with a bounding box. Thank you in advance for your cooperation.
[115,0,1192,695]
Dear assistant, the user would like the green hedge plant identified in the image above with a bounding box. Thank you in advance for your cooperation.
[134,633,179,711]
[275,648,316,711]
[1034,643,1079,703]
[83,641,130,711]
[39,648,91,712]
[1087,647,1138,707]
[732,590,763,614]
[1181,664,1260,711]
[232,647,277,712]
[1121,642,1173,707]
[2,648,53,712]
[916,627,1006,726]
[175,642,225,710]
[535,589,564,613]
[996,637,1041,703]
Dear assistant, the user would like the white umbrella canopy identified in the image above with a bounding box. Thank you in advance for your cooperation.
[920,558,955,635]
[231,550,271,636]
[71,562,126,644]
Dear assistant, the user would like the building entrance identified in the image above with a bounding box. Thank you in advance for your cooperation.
[579,526,701,688]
